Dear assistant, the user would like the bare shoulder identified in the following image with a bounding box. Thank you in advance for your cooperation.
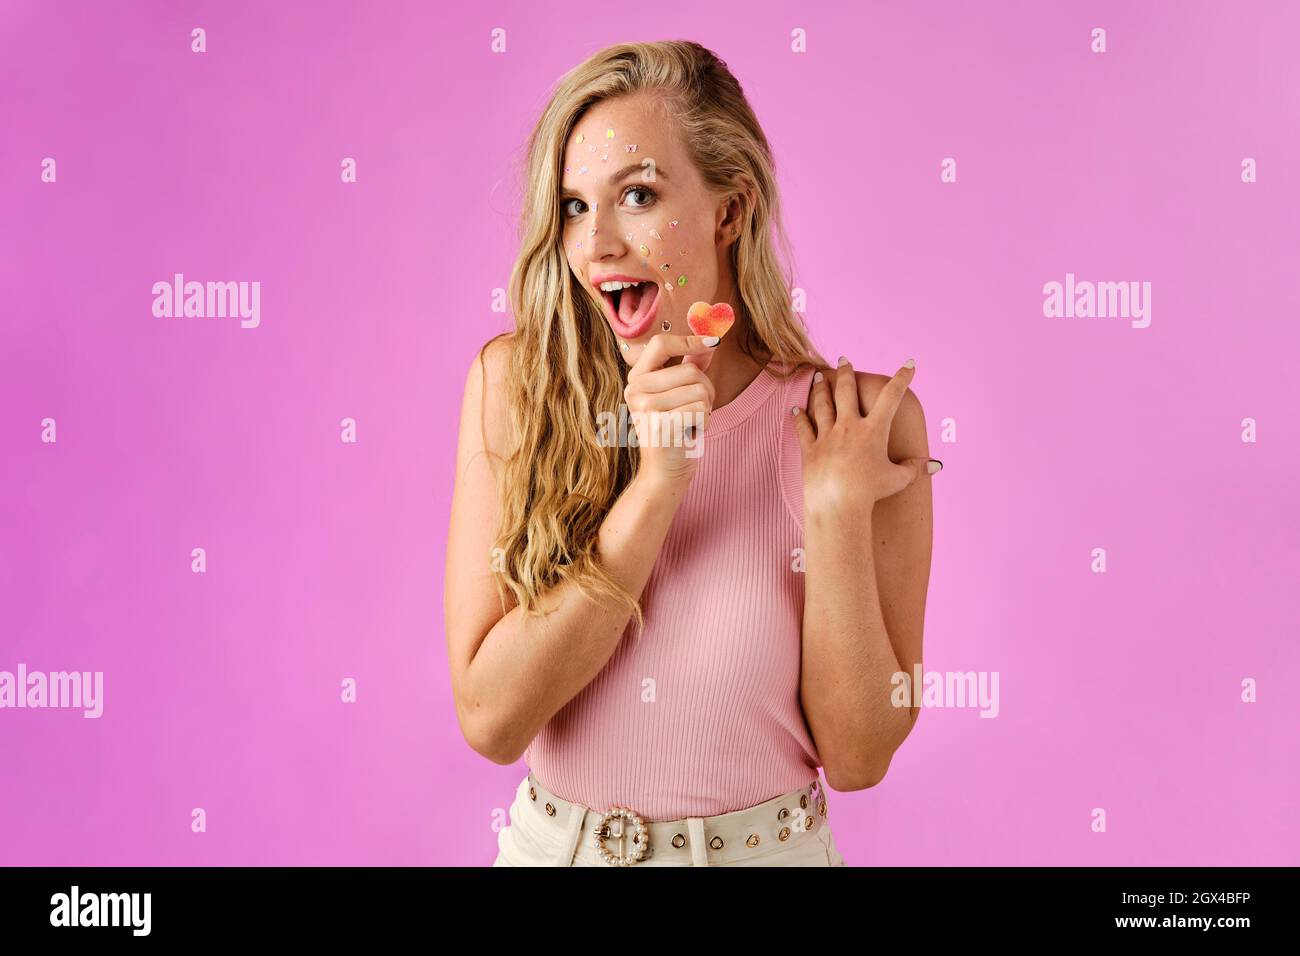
[459,332,518,466]
[817,363,928,455]
[467,331,516,390]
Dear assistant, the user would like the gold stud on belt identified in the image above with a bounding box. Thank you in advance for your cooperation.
[594,807,649,866]
[671,833,686,848]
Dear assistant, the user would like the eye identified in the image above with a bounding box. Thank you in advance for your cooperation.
[624,186,656,209]
[562,197,587,219]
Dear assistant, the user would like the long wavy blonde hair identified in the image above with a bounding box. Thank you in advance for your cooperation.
[481,40,830,636]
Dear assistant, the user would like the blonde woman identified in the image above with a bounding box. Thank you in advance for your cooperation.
[445,40,939,867]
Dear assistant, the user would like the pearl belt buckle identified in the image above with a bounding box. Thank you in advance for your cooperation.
[593,806,649,866]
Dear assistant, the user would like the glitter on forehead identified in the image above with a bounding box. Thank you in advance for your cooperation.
[602,154,608,161]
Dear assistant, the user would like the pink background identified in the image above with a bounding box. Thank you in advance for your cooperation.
[3,0,1297,866]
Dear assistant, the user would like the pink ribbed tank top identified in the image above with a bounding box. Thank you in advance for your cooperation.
[523,360,821,820]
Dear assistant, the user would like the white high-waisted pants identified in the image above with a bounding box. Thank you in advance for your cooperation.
[493,771,848,867]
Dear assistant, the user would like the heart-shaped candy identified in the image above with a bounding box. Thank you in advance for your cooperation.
[686,301,736,338]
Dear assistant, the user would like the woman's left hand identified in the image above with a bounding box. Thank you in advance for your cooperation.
[793,356,938,521]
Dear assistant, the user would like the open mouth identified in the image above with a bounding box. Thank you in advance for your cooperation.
[598,278,660,337]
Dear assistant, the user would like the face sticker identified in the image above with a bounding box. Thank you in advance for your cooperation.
[578,165,588,175]
[660,263,671,271]
[576,133,585,144]
[625,144,638,152]
[677,275,688,286]
[660,318,671,332]
[649,228,663,241]
[668,220,679,228]
[605,128,616,139]
[638,244,649,257]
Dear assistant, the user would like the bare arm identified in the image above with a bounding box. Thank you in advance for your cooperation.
[443,335,694,765]
[796,363,934,791]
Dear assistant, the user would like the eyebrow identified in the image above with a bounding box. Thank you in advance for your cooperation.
[560,161,669,196]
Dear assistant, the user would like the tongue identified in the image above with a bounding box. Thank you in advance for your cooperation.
[618,282,657,326]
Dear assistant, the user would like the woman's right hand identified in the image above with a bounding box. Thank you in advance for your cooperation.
[623,333,720,487]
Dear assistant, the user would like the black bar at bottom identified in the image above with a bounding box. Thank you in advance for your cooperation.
[0,866,1288,940]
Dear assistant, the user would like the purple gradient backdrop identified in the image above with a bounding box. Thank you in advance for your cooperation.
[2,0,1297,866]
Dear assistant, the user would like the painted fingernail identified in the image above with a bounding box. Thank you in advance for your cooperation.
[904,358,916,369]
[926,459,943,474]
[813,371,824,383]
[837,355,849,366]
[703,336,720,347]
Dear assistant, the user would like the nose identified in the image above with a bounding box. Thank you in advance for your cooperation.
[587,203,627,263]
